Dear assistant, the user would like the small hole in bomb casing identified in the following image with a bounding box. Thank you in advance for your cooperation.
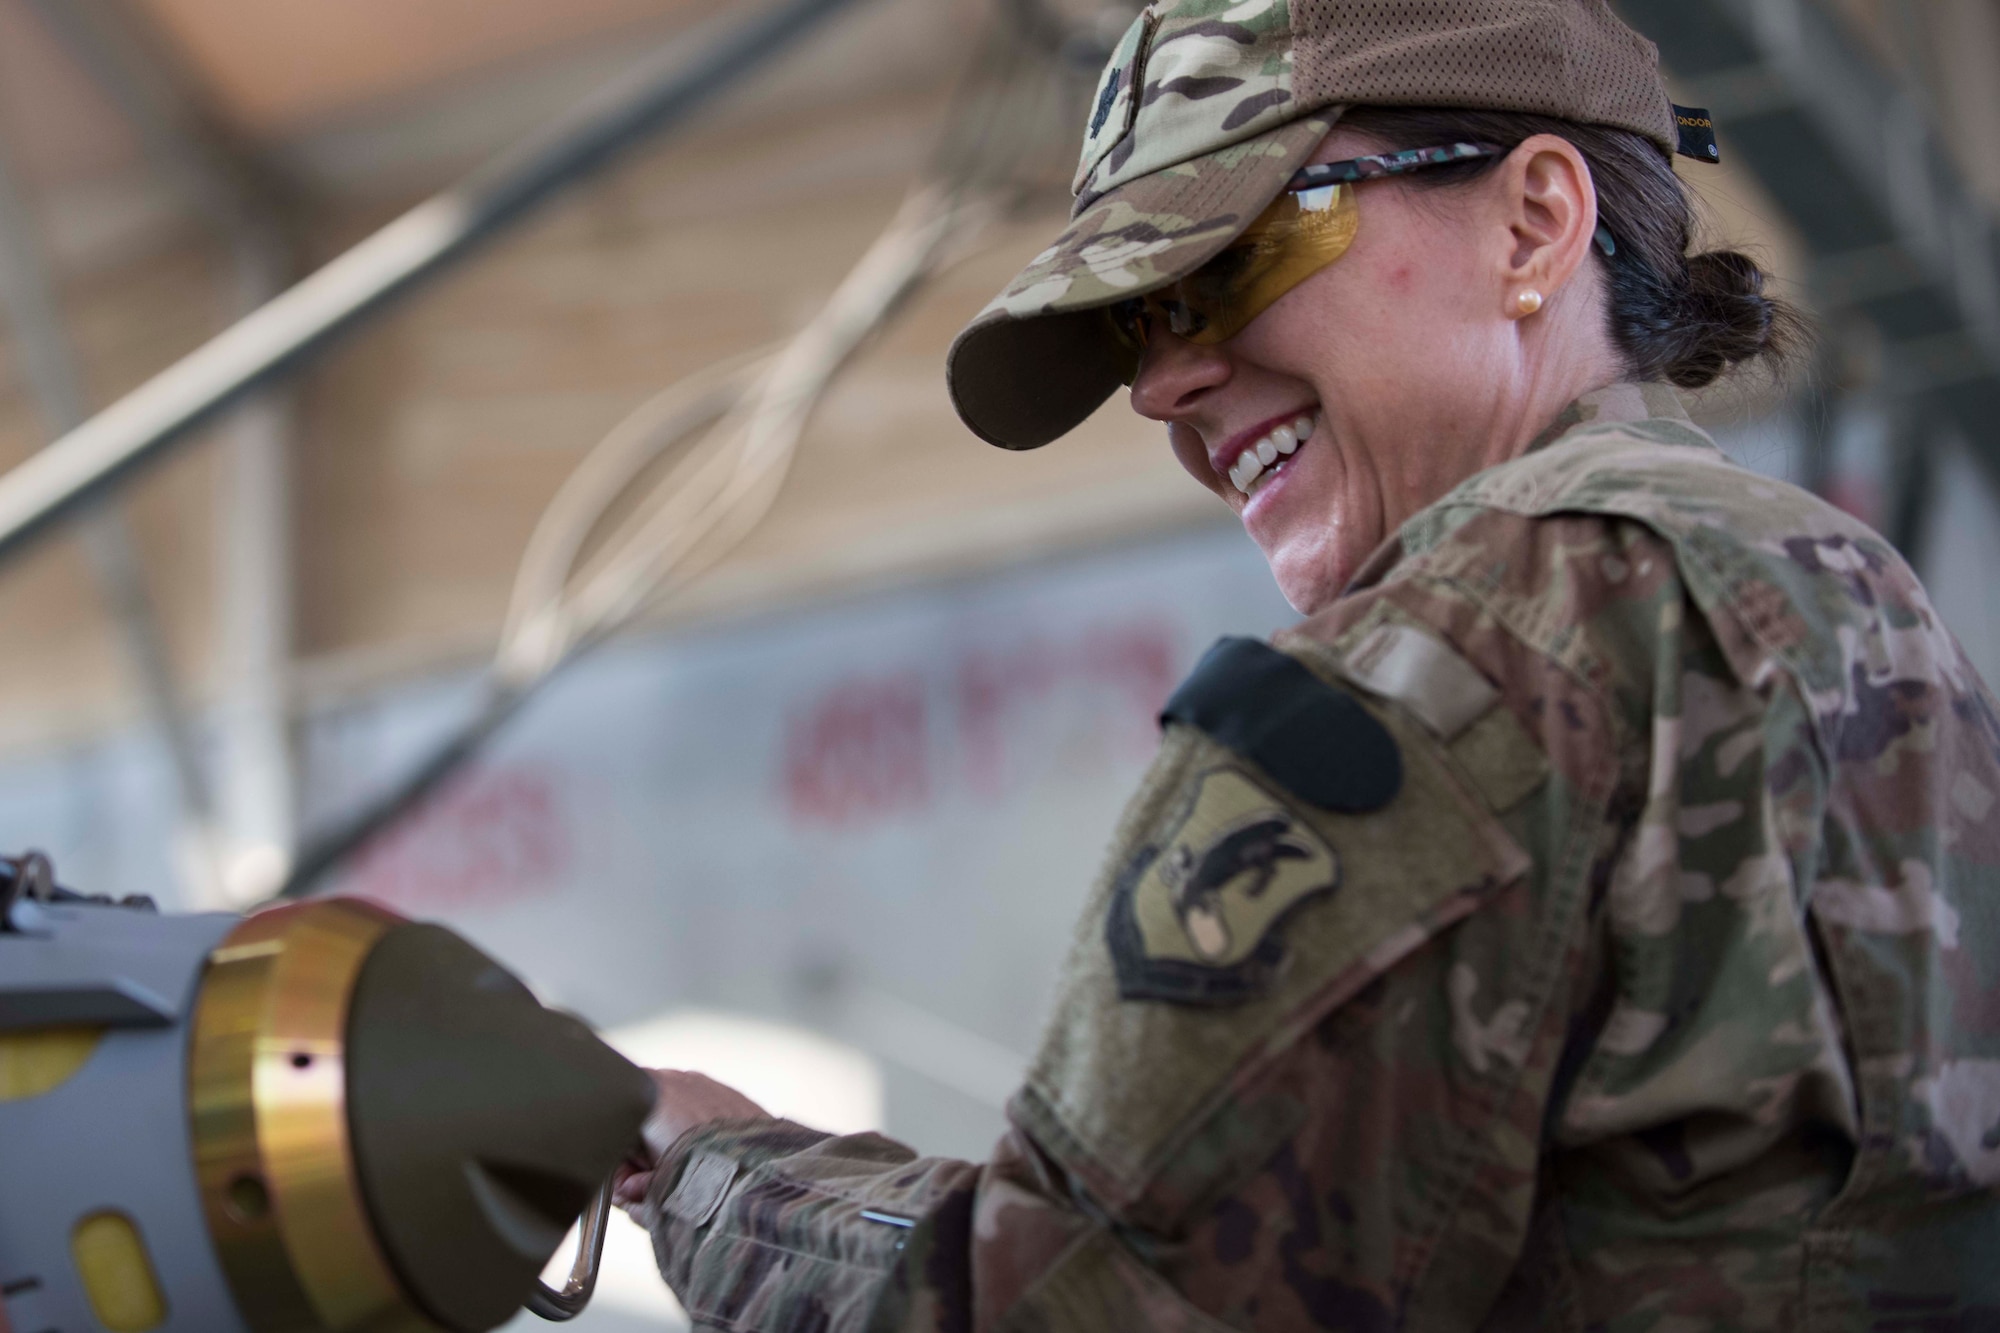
[226,1174,271,1223]
[290,1052,312,1070]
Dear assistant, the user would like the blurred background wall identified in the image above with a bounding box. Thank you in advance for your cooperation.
[0,1,1994,1328]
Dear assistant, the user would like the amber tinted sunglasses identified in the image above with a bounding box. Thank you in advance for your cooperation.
[1105,141,1617,377]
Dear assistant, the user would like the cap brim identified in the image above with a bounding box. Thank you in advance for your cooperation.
[948,114,1335,451]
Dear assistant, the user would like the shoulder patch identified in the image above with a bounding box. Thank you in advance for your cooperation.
[1107,767,1339,1005]
[1161,638,1401,812]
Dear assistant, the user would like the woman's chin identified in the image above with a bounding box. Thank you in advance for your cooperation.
[1264,536,1350,615]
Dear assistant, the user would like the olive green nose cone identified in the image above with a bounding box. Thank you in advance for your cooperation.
[345,923,657,1333]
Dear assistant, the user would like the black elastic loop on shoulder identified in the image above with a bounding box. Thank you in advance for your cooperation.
[1161,638,1402,813]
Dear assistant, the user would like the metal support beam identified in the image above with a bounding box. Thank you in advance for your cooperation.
[0,119,215,850]
[28,0,303,904]
[212,255,297,904]
[1616,0,2000,490]
[20,0,284,241]
[0,0,870,570]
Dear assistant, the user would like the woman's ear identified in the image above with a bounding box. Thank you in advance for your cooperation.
[1498,134,1599,313]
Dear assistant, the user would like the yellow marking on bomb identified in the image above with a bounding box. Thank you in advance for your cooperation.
[0,1027,102,1101]
[72,1211,167,1332]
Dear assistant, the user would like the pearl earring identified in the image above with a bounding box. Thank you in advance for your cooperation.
[1515,289,1544,317]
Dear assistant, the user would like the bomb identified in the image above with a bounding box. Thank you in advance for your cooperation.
[0,854,654,1333]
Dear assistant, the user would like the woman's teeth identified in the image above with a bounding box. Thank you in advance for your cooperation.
[1228,414,1316,496]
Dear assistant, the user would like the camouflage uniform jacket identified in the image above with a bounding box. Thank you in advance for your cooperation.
[640,384,2000,1330]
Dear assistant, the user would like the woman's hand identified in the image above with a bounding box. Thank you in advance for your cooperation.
[612,1069,769,1211]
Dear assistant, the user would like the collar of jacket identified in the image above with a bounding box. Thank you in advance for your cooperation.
[1522,381,1697,456]
[1335,381,1715,593]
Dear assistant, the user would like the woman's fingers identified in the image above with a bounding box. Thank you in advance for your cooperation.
[612,1162,654,1210]
[615,1067,764,1217]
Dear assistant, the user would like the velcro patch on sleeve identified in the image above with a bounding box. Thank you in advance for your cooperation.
[1161,638,1401,812]
[667,1151,740,1229]
[1340,622,1500,741]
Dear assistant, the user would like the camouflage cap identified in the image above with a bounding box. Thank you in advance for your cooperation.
[947,0,1682,450]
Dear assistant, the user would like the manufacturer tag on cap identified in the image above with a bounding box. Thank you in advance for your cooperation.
[1674,105,1719,162]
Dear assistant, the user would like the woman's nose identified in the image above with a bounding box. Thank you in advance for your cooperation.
[1127,331,1231,422]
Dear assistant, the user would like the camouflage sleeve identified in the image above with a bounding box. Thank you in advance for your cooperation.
[640,507,1864,1329]
[640,1115,1187,1330]
[634,555,1574,1329]
[637,1118,973,1328]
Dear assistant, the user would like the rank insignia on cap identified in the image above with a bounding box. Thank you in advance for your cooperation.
[1073,12,1154,195]
[1106,767,1340,1006]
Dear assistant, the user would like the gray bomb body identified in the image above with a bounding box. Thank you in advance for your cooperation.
[0,884,654,1333]
[0,900,249,1333]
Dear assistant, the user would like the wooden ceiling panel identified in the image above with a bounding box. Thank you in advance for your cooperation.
[0,0,140,184]
[131,0,711,133]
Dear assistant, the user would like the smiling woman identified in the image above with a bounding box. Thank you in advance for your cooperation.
[617,2,2000,1328]
[1122,104,1803,612]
